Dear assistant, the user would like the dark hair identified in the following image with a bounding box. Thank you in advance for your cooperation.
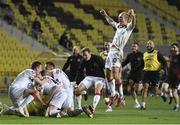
[82,47,91,53]
[31,61,41,69]
[132,40,139,46]
[171,42,179,48]
[46,61,55,68]
[40,70,45,76]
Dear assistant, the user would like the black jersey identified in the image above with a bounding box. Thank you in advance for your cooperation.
[62,54,83,81]
[76,54,105,80]
[169,54,180,79]
[122,51,144,74]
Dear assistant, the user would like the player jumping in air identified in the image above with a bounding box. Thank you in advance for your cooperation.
[100,9,136,111]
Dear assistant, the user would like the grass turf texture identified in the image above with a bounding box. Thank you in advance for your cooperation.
[0,93,180,124]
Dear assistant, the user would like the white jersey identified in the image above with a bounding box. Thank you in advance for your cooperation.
[110,21,134,58]
[52,68,71,91]
[41,76,63,94]
[11,69,36,89]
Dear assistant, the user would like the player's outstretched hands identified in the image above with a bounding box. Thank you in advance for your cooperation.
[100,9,107,16]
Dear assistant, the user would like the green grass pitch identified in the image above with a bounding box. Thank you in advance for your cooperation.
[0,93,180,124]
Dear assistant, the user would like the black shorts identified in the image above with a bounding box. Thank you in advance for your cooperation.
[128,71,143,84]
[143,71,160,86]
[168,76,180,89]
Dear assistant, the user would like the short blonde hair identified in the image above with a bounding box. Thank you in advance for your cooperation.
[118,12,131,23]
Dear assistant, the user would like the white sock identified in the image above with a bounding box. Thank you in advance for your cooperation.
[49,108,59,116]
[161,92,164,96]
[75,95,82,109]
[92,94,100,109]
[19,95,34,108]
[109,79,116,97]
[119,84,124,98]
[142,102,146,107]
[176,104,179,108]
[169,91,173,97]
[135,99,139,104]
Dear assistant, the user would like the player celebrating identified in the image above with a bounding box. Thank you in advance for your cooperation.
[100,9,136,111]
[75,48,105,118]
[122,41,144,108]
[167,42,180,111]
[141,40,167,110]
[44,62,92,118]
[7,61,48,117]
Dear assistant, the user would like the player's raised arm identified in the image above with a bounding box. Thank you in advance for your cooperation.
[100,9,116,27]
[127,9,136,29]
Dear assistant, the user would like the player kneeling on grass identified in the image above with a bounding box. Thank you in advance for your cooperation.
[43,62,92,118]
[75,48,105,118]
[1,61,48,117]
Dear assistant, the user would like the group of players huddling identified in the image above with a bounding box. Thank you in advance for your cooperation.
[0,8,180,119]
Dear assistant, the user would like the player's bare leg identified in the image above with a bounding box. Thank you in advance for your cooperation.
[161,82,169,102]
[172,89,179,111]
[141,83,149,110]
[132,83,142,108]
[105,69,116,111]
[112,67,125,107]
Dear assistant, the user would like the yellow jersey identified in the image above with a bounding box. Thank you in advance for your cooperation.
[143,50,161,71]
[99,51,108,61]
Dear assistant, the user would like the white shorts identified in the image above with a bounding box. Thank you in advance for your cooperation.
[80,76,105,89]
[62,85,74,109]
[105,50,122,70]
[178,84,180,90]
[49,89,67,109]
[8,85,25,107]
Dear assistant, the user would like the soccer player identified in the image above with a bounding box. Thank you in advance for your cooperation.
[62,46,87,109]
[141,40,167,110]
[62,46,84,83]
[100,41,112,97]
[167,42,180,111]
[8,61,48,117]
[122,41,144,108]
[44,62,92,118]
[100,9,136,111]
[99,41,111,61]
[75,48,105,117]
